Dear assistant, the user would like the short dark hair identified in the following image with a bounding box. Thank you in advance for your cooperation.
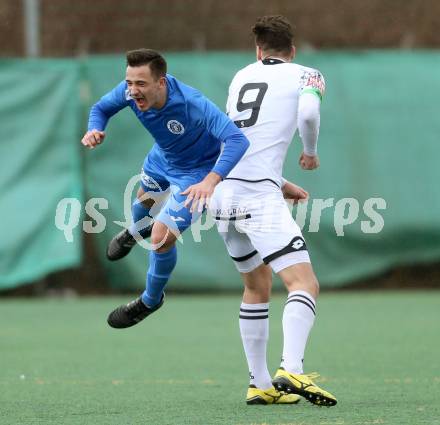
[126,49,167,79]
[252,15,294,54]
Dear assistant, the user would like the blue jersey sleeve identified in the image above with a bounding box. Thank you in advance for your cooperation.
[198,97,249,179]
[88,81,129,131]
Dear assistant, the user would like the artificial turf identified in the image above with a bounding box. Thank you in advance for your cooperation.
[0,291,439,425]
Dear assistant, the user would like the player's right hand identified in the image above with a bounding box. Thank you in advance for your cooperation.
[81,129,105,149]
[299,152,319,170]
[282,181,309,204]
[181,172,222,213]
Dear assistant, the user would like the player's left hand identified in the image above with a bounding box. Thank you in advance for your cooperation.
[181,172,222,213]
[282,181,309,204]
[299,152,320,170]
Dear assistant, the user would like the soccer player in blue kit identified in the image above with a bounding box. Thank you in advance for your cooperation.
[81,49,249,328]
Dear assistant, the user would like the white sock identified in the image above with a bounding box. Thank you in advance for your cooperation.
[281,290,316,374]
[239,302,272,390]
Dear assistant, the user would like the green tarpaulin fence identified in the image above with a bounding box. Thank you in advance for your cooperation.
[0,60,83,288]
[1,51,439,290]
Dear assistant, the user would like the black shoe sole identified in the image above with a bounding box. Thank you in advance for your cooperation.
[272,377,337,407]
[107,296,164,329]
[107,306,139,328]
[106,225,153,261]
[106,246,133,261]
[106,238,135,261]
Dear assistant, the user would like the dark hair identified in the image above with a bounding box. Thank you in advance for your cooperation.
[252,15,294,54]
[126,49,167,79]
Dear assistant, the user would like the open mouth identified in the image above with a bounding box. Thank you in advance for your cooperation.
[134,97,146,107]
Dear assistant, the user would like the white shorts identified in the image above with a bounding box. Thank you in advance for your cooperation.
[209,179,310,273]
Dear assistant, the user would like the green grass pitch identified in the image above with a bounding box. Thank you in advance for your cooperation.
[1,291,439,425]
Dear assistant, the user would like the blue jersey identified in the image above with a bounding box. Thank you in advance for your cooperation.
[88,74,249,178]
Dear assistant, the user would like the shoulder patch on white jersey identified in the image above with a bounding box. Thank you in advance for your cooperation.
[299,70,325,99]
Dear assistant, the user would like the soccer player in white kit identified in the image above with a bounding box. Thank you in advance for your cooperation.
[210,15,337,406]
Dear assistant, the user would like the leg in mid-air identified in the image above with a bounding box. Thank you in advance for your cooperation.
[239,263,301,405]
[107,221,178,328]
[107,174,203,329]
[106,184,170,261]
[272,262,337,406]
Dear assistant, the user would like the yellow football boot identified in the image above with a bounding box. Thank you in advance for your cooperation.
[246,385,301,405]
[272,369,337,407]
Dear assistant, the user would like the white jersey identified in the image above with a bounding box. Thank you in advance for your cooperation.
[226,59,325,186]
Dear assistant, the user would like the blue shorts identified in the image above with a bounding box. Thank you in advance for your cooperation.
[139,154,210,233]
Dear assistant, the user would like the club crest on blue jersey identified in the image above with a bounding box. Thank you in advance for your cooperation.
[167,120,185,135]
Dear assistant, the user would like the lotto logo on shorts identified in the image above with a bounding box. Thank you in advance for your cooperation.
[290,236,306,251]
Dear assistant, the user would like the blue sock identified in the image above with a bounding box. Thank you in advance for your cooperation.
[142,246,177,308]
[130,199,153,238]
